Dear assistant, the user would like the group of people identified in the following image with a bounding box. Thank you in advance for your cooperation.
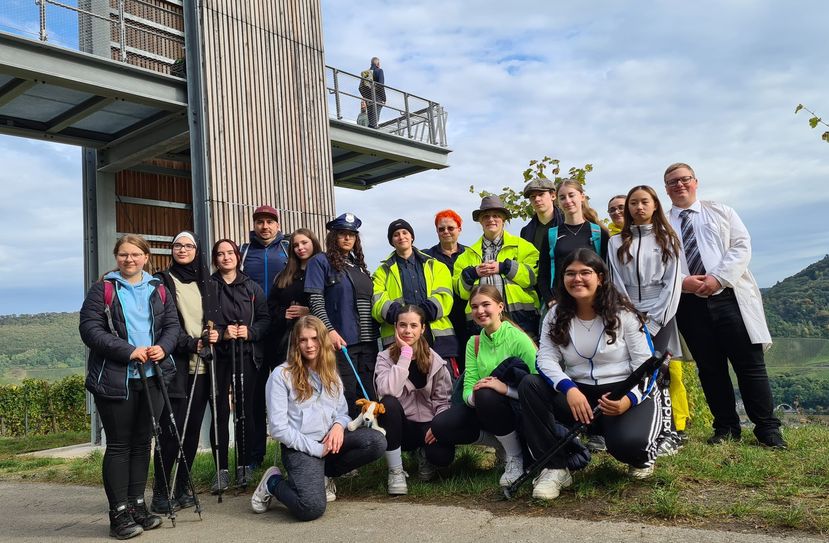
[80,161,786,538]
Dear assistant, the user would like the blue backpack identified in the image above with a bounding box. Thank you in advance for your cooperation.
[547,223,602,289]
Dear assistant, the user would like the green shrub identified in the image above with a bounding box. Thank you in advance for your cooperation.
[0,375,88,437]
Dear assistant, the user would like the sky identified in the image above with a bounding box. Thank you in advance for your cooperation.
[0,1,828,314]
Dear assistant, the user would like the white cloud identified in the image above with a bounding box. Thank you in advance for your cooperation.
[1,0,828,313]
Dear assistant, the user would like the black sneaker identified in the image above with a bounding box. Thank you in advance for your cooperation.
[109,503,143,540]
[150,491,179,514]
[175,487,196,510]
[758,432,788,450]
[128,497,162,531]
[706,430,740,445]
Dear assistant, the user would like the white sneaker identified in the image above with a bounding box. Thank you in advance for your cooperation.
[251,466,281,513]
[628,464,654,479]
[499,454,524,487]
[324,476,337,502]
[531,468,572,500]
[387,468,409,495]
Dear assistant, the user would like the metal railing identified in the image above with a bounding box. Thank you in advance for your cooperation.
[30,0,185,75]
[326,66,448,147]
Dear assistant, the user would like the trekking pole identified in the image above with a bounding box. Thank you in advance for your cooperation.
[236,323,248,488]
[136,361,173,524]
[151,357,203,523]
[171,328,206,499]
[206,321,224,503]
[229,323,241,490]
[502,351,668,499]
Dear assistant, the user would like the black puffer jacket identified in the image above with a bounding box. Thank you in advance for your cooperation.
[80,277,180,400]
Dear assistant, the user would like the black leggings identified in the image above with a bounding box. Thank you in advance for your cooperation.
[181,362,230,471]
[95,378,163,508]
[520,374,662,469]
[430,388,518,445]
[378,396,455,467]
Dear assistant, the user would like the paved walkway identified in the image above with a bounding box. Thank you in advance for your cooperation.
[0,481,823,543]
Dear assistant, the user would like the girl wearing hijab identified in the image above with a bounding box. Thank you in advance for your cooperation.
[150,231,218,513]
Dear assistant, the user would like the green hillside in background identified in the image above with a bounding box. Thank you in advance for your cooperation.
[763,254,829,338]
[0,313,85,384]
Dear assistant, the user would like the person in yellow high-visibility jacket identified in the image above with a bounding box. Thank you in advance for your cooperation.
[452,196,540,340]
[372,219,459,364]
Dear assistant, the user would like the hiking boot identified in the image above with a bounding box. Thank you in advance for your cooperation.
[531,468,572,500]
[628,464,655,479]
[707,430,740,445]
[324,476,337,502]
[236,465,253,487]
[499,454,524,487]
[109,503,143,540]
[150,491,178,514]
[251,466,281,514]
[128,497,162,531]
[211,469,230,494]
[416,448,436,482]
[586,434,607,452]
[387,468,409,495]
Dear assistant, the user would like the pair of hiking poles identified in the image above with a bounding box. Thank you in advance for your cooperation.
[193,321,250,503]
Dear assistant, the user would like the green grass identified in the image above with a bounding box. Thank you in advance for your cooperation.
[1,425,828,535]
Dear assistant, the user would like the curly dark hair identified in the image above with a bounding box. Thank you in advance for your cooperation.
[325,230,369,273]
[550,248,644,347]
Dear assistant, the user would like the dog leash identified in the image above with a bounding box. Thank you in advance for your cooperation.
[341,346,371,399]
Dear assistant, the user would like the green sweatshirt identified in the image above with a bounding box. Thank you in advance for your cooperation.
[463,321,537,405]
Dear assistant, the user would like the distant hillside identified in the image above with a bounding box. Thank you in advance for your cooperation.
[762,255,829,338]
[0,313,85,384]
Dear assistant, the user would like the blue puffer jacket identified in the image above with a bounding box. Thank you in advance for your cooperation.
[80,274,180,400]
[241,231,289,298]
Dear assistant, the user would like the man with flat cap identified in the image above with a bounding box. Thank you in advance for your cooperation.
[372,219,458,367]
[519,178,564,309]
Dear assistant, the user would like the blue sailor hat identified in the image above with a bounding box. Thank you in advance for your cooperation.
[326,212,362,232]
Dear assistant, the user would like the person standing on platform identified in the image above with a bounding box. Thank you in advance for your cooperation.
[425,209,469,374]
[663,162,786,449]
[305,213,379,417]
[358,57,386,129]
[373,219,458,378]
[520,178,564,311]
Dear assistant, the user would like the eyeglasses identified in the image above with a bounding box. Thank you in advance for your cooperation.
[172,243,196,251]
[438,226,457,233]
[117,253,145,260]
[563,269,596,280]
[607,206,625,214]
[665,175,695,188]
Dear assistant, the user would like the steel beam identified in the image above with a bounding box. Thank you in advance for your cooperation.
[0,77,35,107]
[46,96,116,134]
[97,114,190,172]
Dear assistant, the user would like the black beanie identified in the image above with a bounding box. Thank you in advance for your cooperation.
[387,219,415,245]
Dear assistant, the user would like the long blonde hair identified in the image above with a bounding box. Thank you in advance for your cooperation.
[555,178,604,227]
[285,316,341,402]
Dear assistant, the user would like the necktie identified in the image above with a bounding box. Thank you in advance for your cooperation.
[680,209,706,276]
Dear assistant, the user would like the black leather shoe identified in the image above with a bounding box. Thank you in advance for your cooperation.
[150,492,179,514]
[758,432,788,450]
[175,488,196,509]
[706,431,740,445]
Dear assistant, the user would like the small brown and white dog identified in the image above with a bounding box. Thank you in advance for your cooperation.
[346,398,386,435]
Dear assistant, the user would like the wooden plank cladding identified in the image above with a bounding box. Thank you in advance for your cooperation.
[200,0,335,244]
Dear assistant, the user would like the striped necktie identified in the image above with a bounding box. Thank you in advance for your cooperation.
[679,209,706,276]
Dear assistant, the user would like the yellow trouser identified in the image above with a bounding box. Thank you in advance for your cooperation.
[669,359,689,431]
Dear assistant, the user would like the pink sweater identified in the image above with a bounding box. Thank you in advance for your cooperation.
[374,347,452,422]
